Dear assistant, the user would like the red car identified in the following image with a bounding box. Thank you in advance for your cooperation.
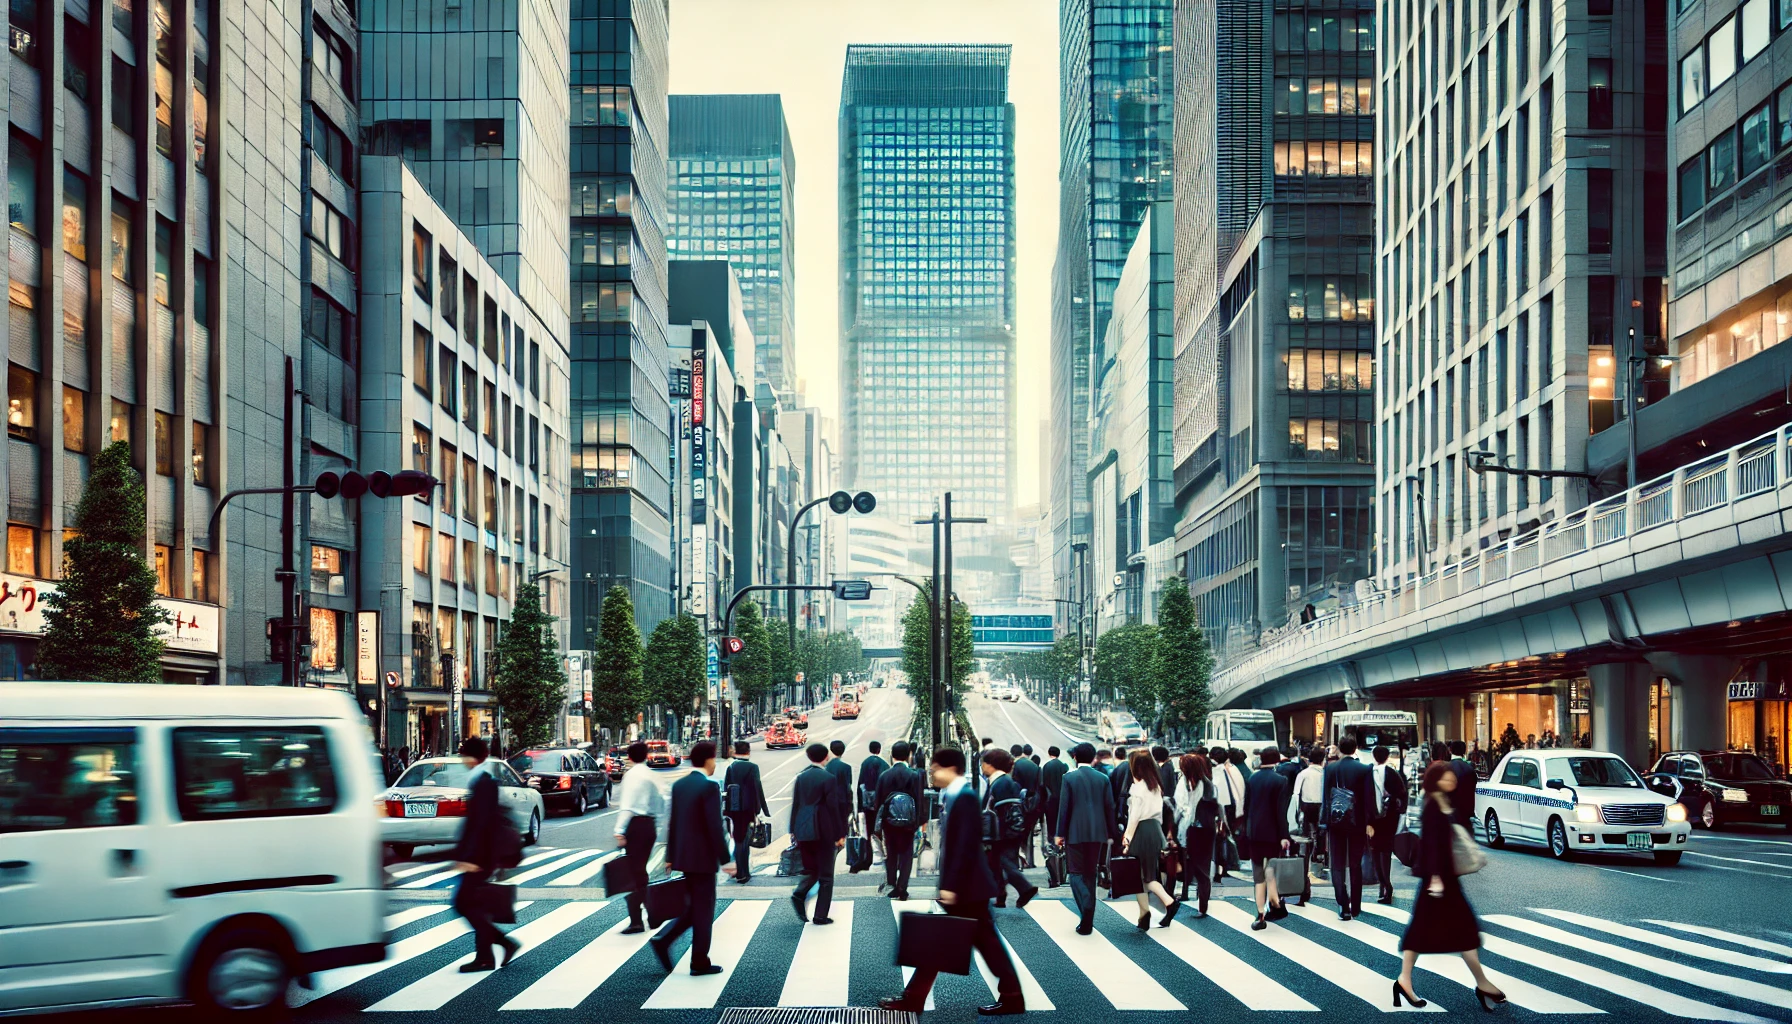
[765,720,803,749]
[782,706,810,729]
[646,739,682,768]
[601,745,627,780]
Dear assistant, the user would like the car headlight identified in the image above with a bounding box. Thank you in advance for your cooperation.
[1667,802,1688,822]
[1721,788,1748,803]
[1575,804,1600,823]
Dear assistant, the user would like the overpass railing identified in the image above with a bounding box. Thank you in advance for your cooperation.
[1214,422,1792,698]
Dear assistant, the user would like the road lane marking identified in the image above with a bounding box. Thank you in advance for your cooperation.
[398,867,464,889]
[293,902,537,1006]
[1645,919,1792,959]
[1594,866,1672,881]
[548,848,623,886]
[388,861,448,879]
[500,913,656,1010]
[383,905,452,930]
[1206,900,1438,1012]
[1483,914,1792,1012]
[1691,834,1792,848]
[367,901,604,1011]
[1533,909,1792,974]
[1106,901,1314,1011]
[1024,899,1185,1010]
[643,898,772,1008]
[503,848,604,885]
[1683,850,1792,872]
[1286,904,1598,1013]
[892,898,1054,1010]
[778,900,854,1005]
[1358,904,1773,1024]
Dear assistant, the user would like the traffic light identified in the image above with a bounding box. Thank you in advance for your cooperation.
[827,490,877,515]
[831,580,873,600]
[314,470,438,500]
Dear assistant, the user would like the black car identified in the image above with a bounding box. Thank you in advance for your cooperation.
[1645,750,1792,829]
[508,747,612,816]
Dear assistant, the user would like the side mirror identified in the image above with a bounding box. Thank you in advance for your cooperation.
[1546,779,1565,790]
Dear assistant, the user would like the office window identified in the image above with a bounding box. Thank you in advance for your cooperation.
[110,58,136,135]
[153,544,170,595]
[439,442,457,512]
[111,197,133,283]
[64,15,91,101]
[193,62,209,171]
[412,325,431,397]
[412,523,430,575]
[501,396,511,455]
[412,424,430,477]
[1779,83,1792,149]
[462,539,477,590]
[483,469,498,531]
[529,340,539,397]
[191,422,209,486]
[439,253,457,324]
[152,414,171,474]
[1710,17,1737,91]
[411,224,431,297]
[310,197,349,264]
[109,400,131,446]
[1742,101,1774,177]
[312,18,352,97]
[60,386,83,452]
[1678,156,1706,217]
[1681,48,1706,112]
[61,168,86,260]
[462,365,477,429]
[305,288,355,364]
[461,455,476,521]
[7,365,36,443]
[8,0,38,66]
[437,531,454,581]
[191,549,209,601]
[438,346,456,415]
[483,380,496,441]
[1743,0,1772,61]
[193,255,213,328]
[8,133,36,236]
[6,524,33,575]
[309,108,354,186]
[153,217,171,306]
[1709,128,1737,193]
[484,548,498,596]
[1587,60,1612,129]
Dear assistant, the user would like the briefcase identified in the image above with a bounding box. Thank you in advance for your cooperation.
[1392,829,1420,870]
[847,834,873,873]
[896,911,977,976]
[474,880,517,924]
[1218,835,1242,873]
[1107,854,1143,898]
[1043,840,1067,888]
[776,844,804,877]
[749,820,772,849]
[1269,856,1307,902]
[644,875,690,928]
[602,856,636,897]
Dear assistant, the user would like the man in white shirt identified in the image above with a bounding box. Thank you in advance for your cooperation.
[613,742,668,933]
[1287,748,1327,837]
[1366,745,1403,903]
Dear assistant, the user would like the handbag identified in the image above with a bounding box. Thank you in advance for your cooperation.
[1218,834,1242,873]
[1043,839,1067,888]
[473,880,516,924]
[1161,843,1183,880]
[896,911,978,976]
[749,820,772,849]
[1269,856,1307,900]
[1451,823,1488,875]
[776,844,804,877]
[1360,848,1382,887]
[1107,853,1143,898]
[602,856,636,897]
[846,822,873,874]
[1392,829,1420,869]
[644,874,690,928]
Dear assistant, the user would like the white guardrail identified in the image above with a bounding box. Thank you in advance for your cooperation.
[1213,423,1792,696]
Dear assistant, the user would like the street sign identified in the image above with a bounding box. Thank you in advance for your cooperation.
[707,638,720,700]
[832,579,873,600]
[385,670,401,689]
[723,635,744,655]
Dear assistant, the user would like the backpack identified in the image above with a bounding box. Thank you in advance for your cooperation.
[1194,780,1220,829]
[983,785,1026,842]
[1325,780,1358,828]
[1020,784,1043,817]
[880,791,917,831]
[723,763,748,814]
[1380,766,1408,817]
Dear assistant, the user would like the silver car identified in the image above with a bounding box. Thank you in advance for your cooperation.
[378,757,544,860]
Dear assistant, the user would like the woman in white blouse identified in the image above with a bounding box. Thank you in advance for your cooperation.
[1121,750,1181,929]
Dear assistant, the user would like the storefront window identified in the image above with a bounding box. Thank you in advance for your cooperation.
[1763,701,1786,774]
[7,524,35,575]
[153,544,171,596]
[1648,678,1672,765]
[1729,698,1757,753]
[308,607,340,670]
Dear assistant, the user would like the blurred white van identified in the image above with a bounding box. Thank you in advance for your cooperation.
[0,682,386,1016]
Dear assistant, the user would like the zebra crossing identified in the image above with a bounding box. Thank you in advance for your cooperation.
[295,895,1792,1020]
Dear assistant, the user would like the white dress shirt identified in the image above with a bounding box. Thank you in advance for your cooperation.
[1288,763,1326,831]
[1123,779,1165,846]
[613,761,668,836]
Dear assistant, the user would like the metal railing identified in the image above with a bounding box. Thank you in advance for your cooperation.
[1213,423,1792,699]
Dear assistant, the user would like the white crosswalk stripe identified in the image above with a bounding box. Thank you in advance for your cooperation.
[547,848,622,886]
[499,915,655,1011]
[778,900,854,1005]
[643,898,772,1008]
[1104,901,1314,1011]
[1532,909,1792,974]
[1644,918,1792,959]
[366,902,604,1012]
[1207,900,1439,1013]
[1025,898,1185,1010]
[503,849,605,886]
[383,905,451,931]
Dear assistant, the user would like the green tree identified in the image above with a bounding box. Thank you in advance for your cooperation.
[490,582,569,747]
[1153,575,1213,740]
[899,587,974,721]
[589,585,643,736]
[1094,622,1161,721]
[731,600,776,708]
[642,612,705,716]
[36,441,169,681]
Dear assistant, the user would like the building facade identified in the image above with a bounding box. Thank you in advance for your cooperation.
[1172,0,1376,643]
[838,44,1017,527]
[668,94,797,406]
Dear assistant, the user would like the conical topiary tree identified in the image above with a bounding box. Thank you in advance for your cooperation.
[1154,575,1213,743]
[589,584,643,738]
[643,611,705,715]
[490,581,568,747]
[36,440,169,681]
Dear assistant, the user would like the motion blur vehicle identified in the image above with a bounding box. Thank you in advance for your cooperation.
[379,756,544,859]
[508,747,612,816]
[833,691,862,719]
[645,739,682,769]
[993,682,1021,702]
[765,720,804,749]
[1201,709,1279,755]
[602,745,627,779]
[1479,749,1690,863]
[1098,709,1147,744]
[1328,710,1422,774]
[0,682,386,1017]
[783,706,810,729]
[1646,750,1792,829]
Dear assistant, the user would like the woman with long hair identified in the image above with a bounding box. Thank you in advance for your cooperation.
[1122,750,1180,929]
[1394,761,1507,1010]
[1171,752,1218,916]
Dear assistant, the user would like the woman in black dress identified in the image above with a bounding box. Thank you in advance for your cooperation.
[1395,762,1507,1010]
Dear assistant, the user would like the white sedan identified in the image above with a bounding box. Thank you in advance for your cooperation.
[1477,749,1690,864]
[378,757,544,860]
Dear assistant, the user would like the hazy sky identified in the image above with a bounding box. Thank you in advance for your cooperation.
[668,0,1060,509]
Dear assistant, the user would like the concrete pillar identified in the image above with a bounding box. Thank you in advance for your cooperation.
[1551,681,1572,743]
[1646,653,1739,753]
[1589,662,1653,766]
[1429,697,1457,742]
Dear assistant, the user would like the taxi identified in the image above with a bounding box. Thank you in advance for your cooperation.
[832,691,862,720]
[765,719,804,749]
[645,739,682,769]
[1477,749,1690,864]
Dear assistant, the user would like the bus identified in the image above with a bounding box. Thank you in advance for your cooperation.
[1327,710,1421,773]
[1202,709,1280,755]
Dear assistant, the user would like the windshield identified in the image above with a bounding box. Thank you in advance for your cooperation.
[1230,719,1277,743]
[1547,756,1642,788]
[1343,724,1419,751]
[1108,713,1139,728]
[396,761,470,788]
[509,751,560,772]
[1709,754,1777,780]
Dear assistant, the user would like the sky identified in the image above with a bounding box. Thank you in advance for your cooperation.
[667,0,1060,510]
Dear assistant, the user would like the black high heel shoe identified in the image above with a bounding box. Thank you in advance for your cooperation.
[1392,980,1427,1008]
[1475,987,1508,1011]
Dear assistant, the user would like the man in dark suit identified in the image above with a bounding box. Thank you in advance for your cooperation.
[827,739,855,829]
[1008,743,1043,868]
[981,748,1039,908]
[650,741,734,976]
[450,736,517,972]
[880,747,1023,1016]
[1276,746,1304,785]
[1366,745,1404,904]
[1241,748,1293,930]
[1109,745,1132,835]
[1040,745,1069,842]
[858,740,890,860]
[970,736,994,798]
[790,743,847,924]
[1320,737,1376,919]
[874,741,925,899]
[1153,745,1178,802]
[1447,739,1478,831]
[1053,742,1117,934]
[721,741,769,882]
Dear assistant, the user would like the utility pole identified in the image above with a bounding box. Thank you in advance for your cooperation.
[929,509,942,749]
[917,493,985,748]
[280,357,300,685]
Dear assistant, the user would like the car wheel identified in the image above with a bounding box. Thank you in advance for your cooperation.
[1653,850,1683,865]
[1483,809,1505,849]
[523,809,541,846]
[190,924,291,1017]
[1697,797,1716,830]
[389,843,415,861]
[1546,817,1572,860]
[572,789,588,817]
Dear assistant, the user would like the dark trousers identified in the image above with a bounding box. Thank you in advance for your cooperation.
[1328,826,1365,913]
[453,874,505,962]
[1371,843,1394,897]
[1066,842,1103,927]
[656,871,718,969]
[884,827,915,895]
[727,815,754,880]
[622,816,656,926]
[901,900,1021,1007]
[863,812,880,856]
[1179,825,1214,910]
[793,840,836,920]
[988,840,1031,903]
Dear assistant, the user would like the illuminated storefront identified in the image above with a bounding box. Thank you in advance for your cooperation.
[0,571,221,682]
[1728,679,1791,775]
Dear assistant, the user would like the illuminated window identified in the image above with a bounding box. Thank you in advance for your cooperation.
[309,606,340,670]
[7,524,35,575]
[7,365,36,442]
[412,523,430,575]
[153,544,171,596]
[60,386,84,452]
[191,549,208,601]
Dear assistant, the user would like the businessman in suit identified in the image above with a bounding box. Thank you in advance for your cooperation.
[1040,745,1069,844]
[790,743,847,924]
[1447,739,1479,831]
[827,739,855,829]
[982,748,1038,908]
[880,747,1023,1016]
[858,740,890,860]
[721,741,769,882]
[1366,745,1404,904]
[450,736,517,972]
[1008,743,1043,867]
[874,741,926,899]
[1320,737,1377,919]
[651,741,734,976]
[1054,742,1118,934]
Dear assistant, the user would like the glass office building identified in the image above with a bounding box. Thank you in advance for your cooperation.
[838,44,1017,526]
[669,94,797,406]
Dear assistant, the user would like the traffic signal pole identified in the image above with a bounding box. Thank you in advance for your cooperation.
[281,357,300,686]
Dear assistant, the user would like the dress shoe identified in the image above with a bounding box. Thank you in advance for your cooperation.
[649,937,674,973]
[1251,915,1268,931]
[498,936,521,967]
[811,916,835,925]
[691,964,724,977]
[621,922,646,935]
[1378,892,1394,904]
[1015,886,1039,909]
[1074,922,1093,935]
[1267,902,1289,921]
[790,895,808,923]
[879,996,924,1012]
[458,959,496,973]
[1339,910,1353,922]
[977,1000,1025,1015]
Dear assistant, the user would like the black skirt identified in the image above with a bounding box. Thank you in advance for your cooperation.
[1400,874,1481,954]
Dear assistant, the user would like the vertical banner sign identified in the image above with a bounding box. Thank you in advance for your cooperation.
[691,523,708,616]
[690,327,708,621]
[355,611,379,687]
[707,638,720,702]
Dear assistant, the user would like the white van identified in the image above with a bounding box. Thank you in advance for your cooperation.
[1202,709,1279,754]
[0,682,387,1016]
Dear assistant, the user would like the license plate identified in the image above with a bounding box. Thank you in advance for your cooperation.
[1625,832,1652,850]
[404,802,437,818]
[1763,805,1782,816]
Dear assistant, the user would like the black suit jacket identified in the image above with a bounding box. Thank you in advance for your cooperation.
[1321,757,1376,831]
[857,755,889,811]
[1448,757,1478,828]
[721,758,769,818]
[791,764,847,843]
[826,757,854,821]
[666,771,729,874]
[873,761,925,830]
[1241,766,1292,845]
[1276,760,1303,785]
[1041,758,1068,807]
[937,783,997,902]
[452,768,503,871]
[1055,764,1117,844]
[1010,756,1042,809]
[1110,760,1133,826]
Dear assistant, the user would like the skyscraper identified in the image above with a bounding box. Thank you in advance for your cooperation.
[1051,0,1174,628]
[567,0,674,640]
[839,44,1017,526]
[669,94,798,406]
